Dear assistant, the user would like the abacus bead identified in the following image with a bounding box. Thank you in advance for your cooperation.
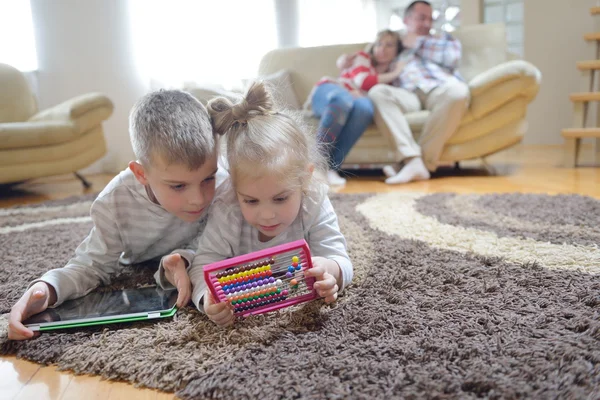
[292,256,299,263]
[292,262,298,267]
[290,279,298,286]
[269,277,276,284]
[287,266,295,273]
[295,264,302,271]
[282,290,289,296]
[275,279,282,286]
[286,272,293,278]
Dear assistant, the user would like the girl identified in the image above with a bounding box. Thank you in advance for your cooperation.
[186,82,353,326]
[306,29,405,186]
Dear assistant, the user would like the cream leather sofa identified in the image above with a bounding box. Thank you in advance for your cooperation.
[257,23,542,168]
[0,63,113,186]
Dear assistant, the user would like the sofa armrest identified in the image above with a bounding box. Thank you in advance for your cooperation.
[467,60,542,119]
[468,60,541,97]
[0,121,76,150]
[28,93,114,132]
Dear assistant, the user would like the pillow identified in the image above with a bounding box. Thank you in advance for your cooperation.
[260,69,301,110]
[182,84,241,105]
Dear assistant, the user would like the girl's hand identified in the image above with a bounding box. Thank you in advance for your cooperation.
[203,291,235,326]
[305,257,340,304]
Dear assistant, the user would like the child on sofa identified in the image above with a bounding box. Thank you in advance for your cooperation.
[8,90,226,340]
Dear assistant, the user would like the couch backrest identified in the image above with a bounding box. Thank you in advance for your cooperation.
[0,63,37,123]
[258,23,508,105]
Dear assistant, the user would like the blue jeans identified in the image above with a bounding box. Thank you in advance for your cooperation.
[311,83,374,169]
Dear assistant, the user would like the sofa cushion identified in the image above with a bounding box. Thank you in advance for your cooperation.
[261,69,302,110]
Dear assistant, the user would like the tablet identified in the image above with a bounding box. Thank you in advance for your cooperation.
[23,286,178,332]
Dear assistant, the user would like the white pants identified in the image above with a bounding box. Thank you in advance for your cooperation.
[368,79,470,171]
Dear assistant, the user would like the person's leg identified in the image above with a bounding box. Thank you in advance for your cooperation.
[368,84,429,184]
[311,83,357,185]
[419,79,470,171]
[311,83,354,149]
[329,96,374,168]
[368,84,422,161]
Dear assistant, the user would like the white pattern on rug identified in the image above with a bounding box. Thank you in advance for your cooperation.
[357,192,600,274]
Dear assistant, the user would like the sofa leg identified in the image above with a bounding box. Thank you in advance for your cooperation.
[454,162,460,170]
[74,172,92,189]
[480,157,497,175]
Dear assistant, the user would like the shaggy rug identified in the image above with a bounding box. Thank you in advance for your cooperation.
[1,192,599,399]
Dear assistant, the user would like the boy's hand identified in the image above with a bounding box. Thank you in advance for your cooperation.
[306,257,340,304]
[203,291,235,326]
[8,282,56,340]
[163,253,191,308]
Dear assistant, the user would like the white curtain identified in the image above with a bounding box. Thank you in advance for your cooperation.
[128,0,278,90]
[0,0,38,71]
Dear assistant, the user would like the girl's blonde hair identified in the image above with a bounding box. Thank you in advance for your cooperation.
[207,82,327,191]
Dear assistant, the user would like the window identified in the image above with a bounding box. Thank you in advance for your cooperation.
[128,0,278,89]
[483,0,524,57]
[0,0,38,71]
[297,0,378,47]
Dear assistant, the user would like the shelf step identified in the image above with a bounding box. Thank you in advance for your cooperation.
[570,92,600,102]
[577,60,600,70]
[561,128,600,138]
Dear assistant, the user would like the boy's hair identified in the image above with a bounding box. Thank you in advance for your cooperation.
[207,82,327,191]
[369,29,404,66]
[405,0,431,17]
[129,89,217,169]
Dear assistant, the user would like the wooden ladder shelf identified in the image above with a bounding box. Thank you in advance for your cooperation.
[561,7,600,167]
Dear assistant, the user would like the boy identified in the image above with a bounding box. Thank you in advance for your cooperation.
[8,90,225,340]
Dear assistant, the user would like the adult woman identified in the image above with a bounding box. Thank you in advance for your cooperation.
[307,30,404,186]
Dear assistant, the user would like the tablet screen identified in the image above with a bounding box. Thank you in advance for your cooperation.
[23,287,178,325]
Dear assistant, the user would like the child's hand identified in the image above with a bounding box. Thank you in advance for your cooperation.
[8,282,56,340]
[336,53,356,70]
[203,291,235,326]
[163,253,191,308]
[306,257,340,304]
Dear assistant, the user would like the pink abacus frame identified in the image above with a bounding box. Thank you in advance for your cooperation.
[203,239,318,318]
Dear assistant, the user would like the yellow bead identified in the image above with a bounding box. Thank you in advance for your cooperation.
[292,256,299,263]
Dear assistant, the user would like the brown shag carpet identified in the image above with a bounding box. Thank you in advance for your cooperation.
[1,192,599,399]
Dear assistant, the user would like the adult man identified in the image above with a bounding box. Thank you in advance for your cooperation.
[369,0,470,184]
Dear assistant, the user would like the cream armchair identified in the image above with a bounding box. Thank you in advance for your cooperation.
[257,23,542,168]
[0,63,113,187]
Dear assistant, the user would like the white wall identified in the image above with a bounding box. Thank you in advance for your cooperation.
[30,0,149,173]
[524,0,598,144]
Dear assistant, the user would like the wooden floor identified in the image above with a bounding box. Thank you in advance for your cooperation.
[1,144,599,400]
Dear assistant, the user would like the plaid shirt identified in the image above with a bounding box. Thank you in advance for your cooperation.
[394,33,463,93]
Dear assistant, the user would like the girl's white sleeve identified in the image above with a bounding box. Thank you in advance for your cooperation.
[304,191,353,291]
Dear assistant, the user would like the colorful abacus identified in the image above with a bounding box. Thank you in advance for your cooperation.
[203,240,317,317]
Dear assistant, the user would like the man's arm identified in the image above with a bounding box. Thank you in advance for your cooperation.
[412,32,462,71]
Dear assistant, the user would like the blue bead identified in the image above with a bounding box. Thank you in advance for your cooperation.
[288,266,295,273]
[295,265,301,271]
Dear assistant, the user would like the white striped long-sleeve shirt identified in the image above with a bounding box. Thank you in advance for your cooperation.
[32,167,227,306]
[189,180,353,310]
